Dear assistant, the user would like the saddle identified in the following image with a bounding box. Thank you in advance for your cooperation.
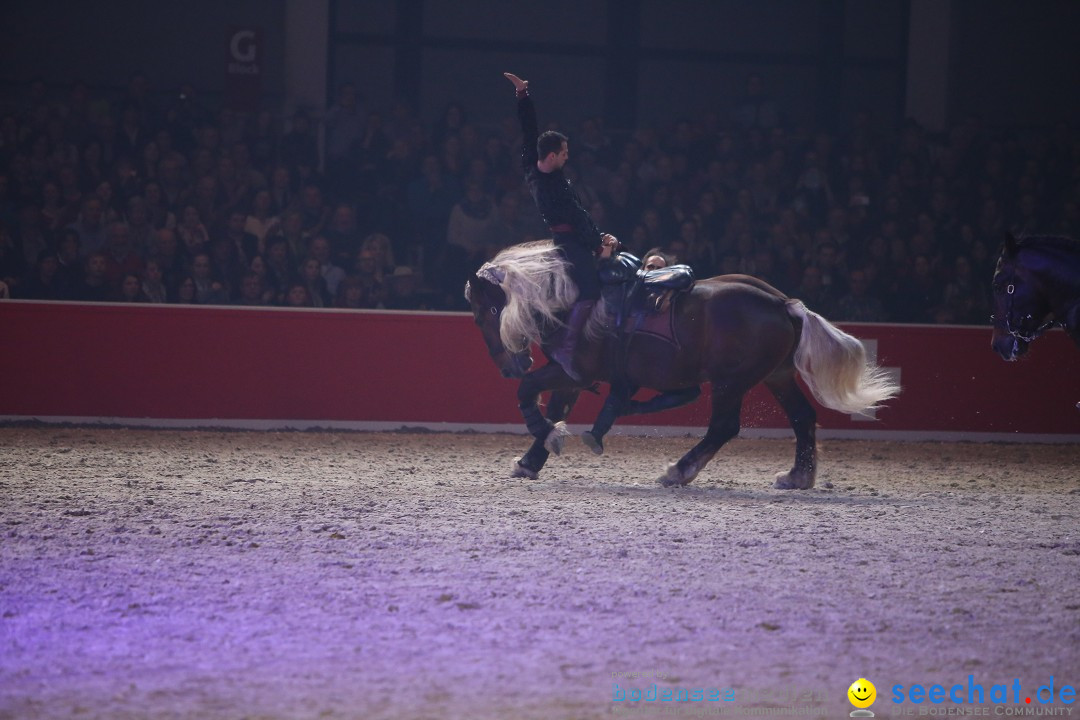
[599,252,695,347]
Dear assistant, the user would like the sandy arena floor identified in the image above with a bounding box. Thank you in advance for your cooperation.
[1,426,1078,720]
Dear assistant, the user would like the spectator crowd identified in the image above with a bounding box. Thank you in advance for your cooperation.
[1,72,1078,324]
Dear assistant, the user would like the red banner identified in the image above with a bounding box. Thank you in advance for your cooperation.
[2,301,1079,440]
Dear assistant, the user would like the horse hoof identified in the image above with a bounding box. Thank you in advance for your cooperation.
[581,431,604,455]
[774,470,815,490]
[657,463,691,487]
[511,458,539,480]
[543,421,572,456]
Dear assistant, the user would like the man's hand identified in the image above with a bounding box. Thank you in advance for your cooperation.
[599,233,618,259]
[503,73,528,93]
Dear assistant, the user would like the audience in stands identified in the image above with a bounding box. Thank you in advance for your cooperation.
[1,74,1078,325]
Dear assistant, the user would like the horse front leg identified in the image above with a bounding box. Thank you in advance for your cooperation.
[512,365,579,479]
[584,385,700,455]
[542,386,581,456]
[582,383,637,455]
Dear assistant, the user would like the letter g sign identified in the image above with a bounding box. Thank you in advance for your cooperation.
[230,30,256,63]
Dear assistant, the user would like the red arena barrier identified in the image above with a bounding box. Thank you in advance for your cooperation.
[2,300,1078,441]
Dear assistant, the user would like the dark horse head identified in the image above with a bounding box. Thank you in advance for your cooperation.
[991,233,1049,360]
[465,241,582,380]
[464,270,533,379]
[990,233,1080,361]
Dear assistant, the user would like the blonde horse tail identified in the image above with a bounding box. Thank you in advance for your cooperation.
[786,300,900,416]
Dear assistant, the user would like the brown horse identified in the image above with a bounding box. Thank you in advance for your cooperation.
[466,240,900,487]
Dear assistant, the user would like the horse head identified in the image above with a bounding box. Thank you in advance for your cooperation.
[991,233,1053,361]
[465,270,533,379]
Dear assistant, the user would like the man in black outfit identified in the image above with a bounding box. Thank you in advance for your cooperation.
[504,72,615,381]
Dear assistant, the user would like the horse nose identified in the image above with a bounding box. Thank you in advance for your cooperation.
[500,354,532,379]
[991,335,1021,362]
[991,331,1015,361]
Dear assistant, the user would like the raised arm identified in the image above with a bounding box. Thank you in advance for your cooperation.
[505,72,538,171]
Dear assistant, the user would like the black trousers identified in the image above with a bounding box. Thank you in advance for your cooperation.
[554,236,600,301]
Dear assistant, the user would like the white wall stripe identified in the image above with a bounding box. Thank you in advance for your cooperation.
[3,416,1077,444]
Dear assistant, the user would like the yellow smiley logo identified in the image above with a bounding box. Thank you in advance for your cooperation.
[848,678,876,708]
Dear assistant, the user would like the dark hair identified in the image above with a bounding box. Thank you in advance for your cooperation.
[643,248,671,266]
[266,235,289,251]
[58,228,80,248]
[537,131,567,160]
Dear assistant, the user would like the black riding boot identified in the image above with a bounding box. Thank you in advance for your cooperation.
[551,300,596,382]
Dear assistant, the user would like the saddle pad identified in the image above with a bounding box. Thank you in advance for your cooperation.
[622,297,680,348]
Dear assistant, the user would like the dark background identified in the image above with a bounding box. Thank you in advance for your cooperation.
[2,0,1078,132]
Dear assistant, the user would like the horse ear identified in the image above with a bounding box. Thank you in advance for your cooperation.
[1003,232,1019,256]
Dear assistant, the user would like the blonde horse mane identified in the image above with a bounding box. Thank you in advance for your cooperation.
[476,240,580,352]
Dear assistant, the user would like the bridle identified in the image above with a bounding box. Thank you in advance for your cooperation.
[994,281,1058,343]
[991,237,1080,346]
[474,299,531,375]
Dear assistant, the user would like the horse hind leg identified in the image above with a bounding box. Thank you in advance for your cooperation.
[658,388,742,487]
[764,365,818,489]
[628,386,701,416]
